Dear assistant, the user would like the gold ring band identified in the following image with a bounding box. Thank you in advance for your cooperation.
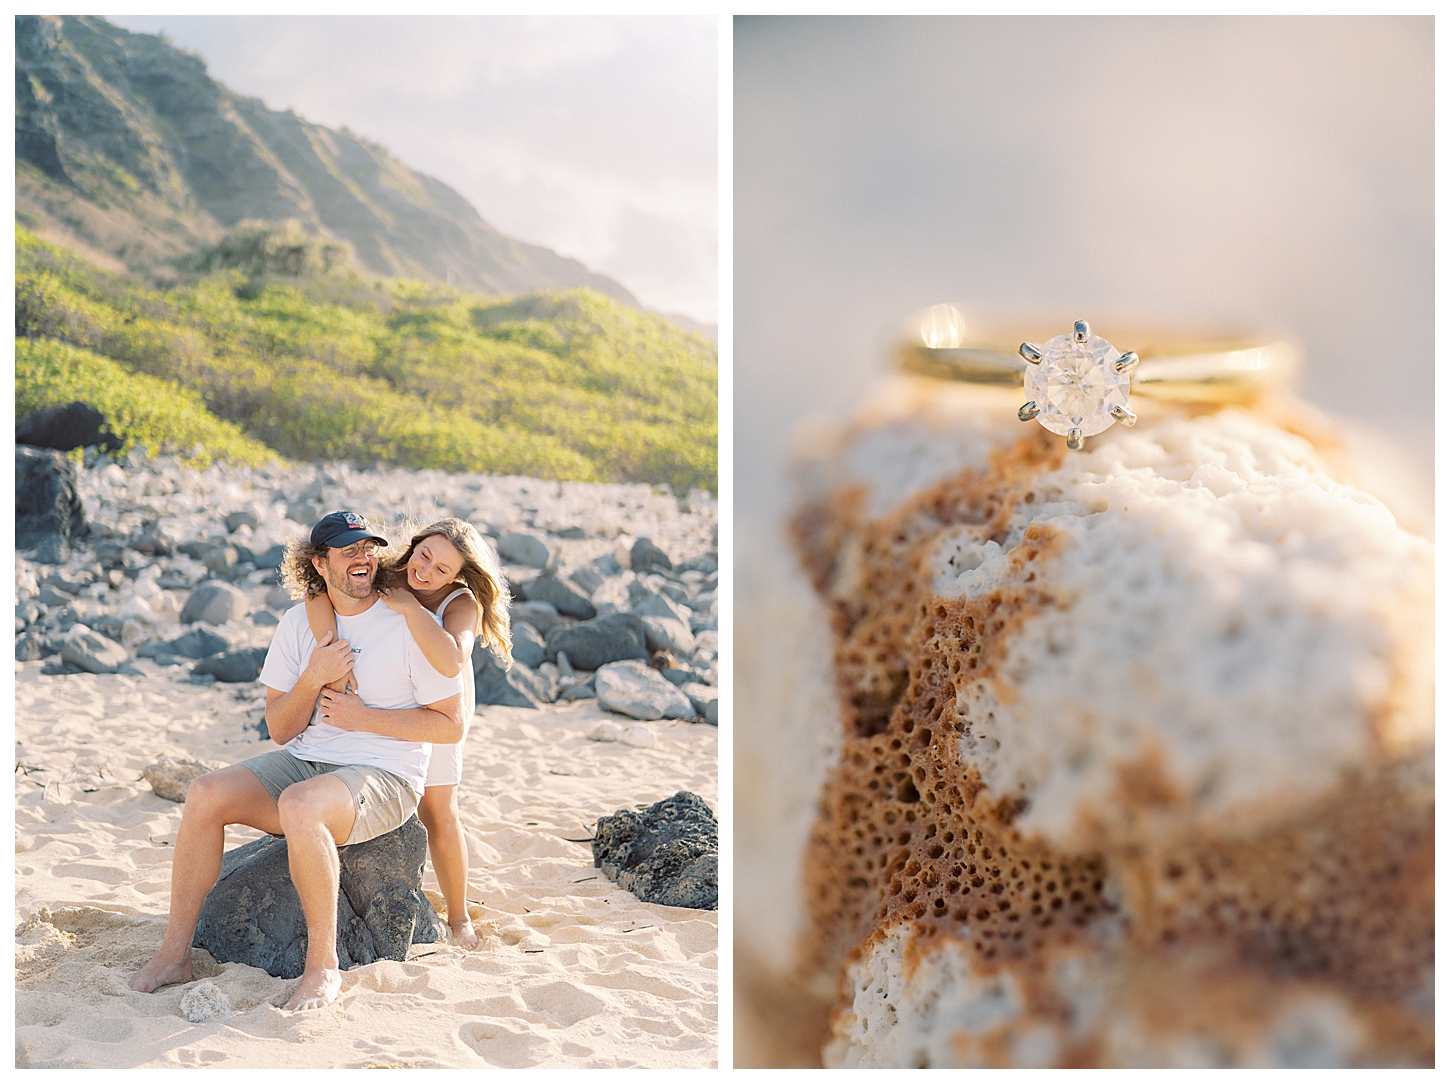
[894,306,1302,450]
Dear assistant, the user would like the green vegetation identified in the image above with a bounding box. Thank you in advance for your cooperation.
[17,338,276,469]
[15,228,718,491]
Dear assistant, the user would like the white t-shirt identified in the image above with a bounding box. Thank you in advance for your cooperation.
[259,598,464,794]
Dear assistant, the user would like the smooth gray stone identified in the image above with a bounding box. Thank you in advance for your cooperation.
[592,791,717,910]
[251,609,280,627]
[61,626,129,673]
[204,547,239,575]
[685,591,717,613]
[630,537,673,574]
[551,526,586,540]
[473,645,551,708]
[43,570,92,593]
[681,682,719,725]
[159,627,231,659]
[16,601,41,629]
[593,553,622,576]
[640,615,695,657]
[142,756,227,803]
[569,566,604,594]
[226,510,260,532]
[15,630,60,661]
[544,613,648,671]
[16,445,87,563]
[595,659,694,721]
[129,531,173,556]
[630,590,693,628]
[521,574,595,620]
[511,622,547,669]
[193,647,268,683]
[193,815,446,980]
[180,580,249,626]
[510,600,570,636]
[286,501,319,525]
[176,540,218,559]
[252,544,287,570]
[35,584,75,607]
[676,555,718,575]
[91,613,126,641]
[497,531,550,568]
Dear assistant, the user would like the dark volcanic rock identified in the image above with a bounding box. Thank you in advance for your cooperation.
[193,815,446,980]
[630,537,673,574]
[16,445,87,563]
[16,401,121,452]
[193,647,268,683]
[473,644,552,708]
[544,613,648,671]
[521,573,596,620]
[592,791,717,910]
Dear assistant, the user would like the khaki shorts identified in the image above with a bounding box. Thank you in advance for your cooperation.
[238,749,418,846]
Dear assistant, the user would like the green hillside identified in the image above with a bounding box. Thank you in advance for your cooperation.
[16,228,718,491]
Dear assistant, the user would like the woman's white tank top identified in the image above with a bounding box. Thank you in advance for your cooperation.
[431,587,476,720]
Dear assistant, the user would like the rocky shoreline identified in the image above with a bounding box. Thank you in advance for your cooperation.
[15,446,718,725]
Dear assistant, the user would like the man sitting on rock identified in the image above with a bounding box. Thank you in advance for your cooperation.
[129,511,464,1011]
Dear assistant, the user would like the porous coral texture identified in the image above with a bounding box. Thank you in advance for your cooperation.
[793,395,1432,1067]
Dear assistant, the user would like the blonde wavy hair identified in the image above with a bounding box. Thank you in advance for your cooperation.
[381,517,512,660]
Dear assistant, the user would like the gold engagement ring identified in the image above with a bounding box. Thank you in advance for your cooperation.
[897,305,1301,450]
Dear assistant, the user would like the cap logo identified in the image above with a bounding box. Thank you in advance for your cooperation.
[343,512,365,527]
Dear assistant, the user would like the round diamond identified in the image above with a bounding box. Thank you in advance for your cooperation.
[1025,332,1131,438]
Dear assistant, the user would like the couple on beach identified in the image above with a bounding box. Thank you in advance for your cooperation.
[130,509,511,1010]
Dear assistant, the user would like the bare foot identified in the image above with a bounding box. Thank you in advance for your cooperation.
[451,917,480,950]
[129,951,194,993]
[284,966,342,1011]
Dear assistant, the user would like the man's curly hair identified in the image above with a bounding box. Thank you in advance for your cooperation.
[280,536,346,600]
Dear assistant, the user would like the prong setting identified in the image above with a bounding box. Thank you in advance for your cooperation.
[1114,351,1140,375]
[1022,319,1133,449]
[1110,404,1137,427]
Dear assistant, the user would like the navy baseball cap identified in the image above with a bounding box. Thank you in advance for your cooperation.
[311,510,388,549]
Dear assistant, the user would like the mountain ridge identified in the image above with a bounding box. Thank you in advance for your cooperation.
[16,15,714,338]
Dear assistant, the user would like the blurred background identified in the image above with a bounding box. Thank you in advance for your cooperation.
[736,14,1431,533]
[733,14,1432,1067]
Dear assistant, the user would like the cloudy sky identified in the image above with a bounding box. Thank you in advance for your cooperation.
[107,15,718,325]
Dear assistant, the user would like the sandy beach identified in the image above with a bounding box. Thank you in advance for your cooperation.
[16,659,717,1068]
